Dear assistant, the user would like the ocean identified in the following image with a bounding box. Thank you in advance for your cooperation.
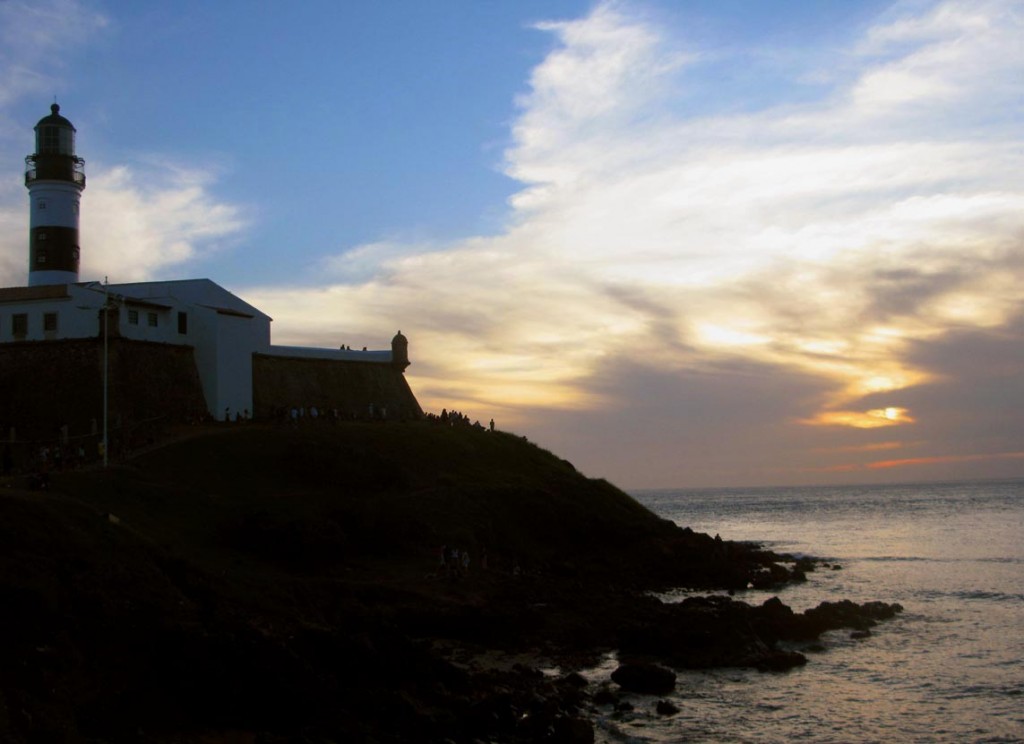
[586,479,1024,743]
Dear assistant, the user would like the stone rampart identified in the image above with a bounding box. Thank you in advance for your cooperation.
[252,353,422,421]
[0,337,206,442]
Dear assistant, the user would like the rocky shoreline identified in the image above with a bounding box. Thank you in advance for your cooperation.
[0,424,903,742]
[383,559,903,742]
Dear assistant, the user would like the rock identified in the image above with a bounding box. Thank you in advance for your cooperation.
[759,596,795,620]
[552,715,595,743]
[655,699,680,716]
[803,599,902,635]
[756,650,807,671]
[850,630,871,639]
[560,671,589,688]
[794,556,816,573]
[592,689,618,706]
[862,600,904,619]
[751,563,792,589]
[756,599,904,642]
[611,662,677,695]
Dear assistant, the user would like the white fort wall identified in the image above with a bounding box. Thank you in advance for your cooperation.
[0,279,402,421]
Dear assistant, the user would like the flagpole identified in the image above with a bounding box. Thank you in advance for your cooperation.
[102,276,108,468]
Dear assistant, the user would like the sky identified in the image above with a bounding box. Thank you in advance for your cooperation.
[1,0,1022,489]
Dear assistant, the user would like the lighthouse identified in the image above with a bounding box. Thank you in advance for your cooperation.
[24,103,86,286]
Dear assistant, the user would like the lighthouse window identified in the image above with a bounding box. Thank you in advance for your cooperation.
[177,311,188,335]
[12,314,27,337]
[41,127,60,153]
[38,200,46,210]
[127,309,139,325]
[39,127,73,154]
[43,313,58,332]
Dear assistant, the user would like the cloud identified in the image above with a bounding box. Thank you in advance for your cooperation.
[0,0,107,108]
[0,152,247,288]
[0,156,249,286]
[244,0,1024,486]
[866,451,1024,470]
[79,162,246,282]
[3,0,1020,486]
[804,407,915,429]
[0,1,249,287]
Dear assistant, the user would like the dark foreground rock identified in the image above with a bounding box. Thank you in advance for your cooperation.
[617,594,902,671]
[656,699,680,716]
[753,596,905,644]
[611,662,677,694]
[0,424,904,742]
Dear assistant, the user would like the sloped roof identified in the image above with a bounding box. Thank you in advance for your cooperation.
[107,278,272,321]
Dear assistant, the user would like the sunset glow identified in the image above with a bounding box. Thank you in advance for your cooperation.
[1,0,1021,486]
[805,407,914,429]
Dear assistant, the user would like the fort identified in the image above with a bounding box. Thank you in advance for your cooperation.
[0,104,421,465]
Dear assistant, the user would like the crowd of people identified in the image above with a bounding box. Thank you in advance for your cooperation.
[424,408,496,432]
[435,544,489,580]
[2,404,498,487]
[261,402,413,426]
[0,415,169,484]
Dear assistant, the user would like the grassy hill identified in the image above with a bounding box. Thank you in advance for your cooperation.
[0,422,777,741]
[54,422,676,575]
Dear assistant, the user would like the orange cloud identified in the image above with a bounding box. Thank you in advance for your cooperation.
[868,451,1024,470]
[803,407,915,428]
[815,441,907,454]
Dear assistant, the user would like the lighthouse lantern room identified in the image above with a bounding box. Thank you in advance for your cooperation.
[25,103,86,286]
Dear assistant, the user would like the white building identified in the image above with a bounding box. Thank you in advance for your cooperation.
[1,105,412,426]
[0,279,271,419]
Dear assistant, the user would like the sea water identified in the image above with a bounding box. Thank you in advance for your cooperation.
[588,479,1024,743]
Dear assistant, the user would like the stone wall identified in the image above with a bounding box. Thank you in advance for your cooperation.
[0,340,424,473]
[0,337,206,443]
[252,353,422,421]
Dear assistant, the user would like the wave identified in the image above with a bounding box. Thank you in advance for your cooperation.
[942,683,1024,700]
[953,590,1024,603]
[914,588,1024,603]
[974,556,1024,565]
[860,555,948,563]
[860,555,1024,565]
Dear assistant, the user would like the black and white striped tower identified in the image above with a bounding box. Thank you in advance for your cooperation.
[25,103,86,286]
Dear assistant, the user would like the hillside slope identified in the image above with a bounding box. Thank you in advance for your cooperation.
[0,423,892,742]
[55,423,716,584]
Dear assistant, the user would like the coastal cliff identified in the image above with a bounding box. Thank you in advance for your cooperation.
[0,423,900,741]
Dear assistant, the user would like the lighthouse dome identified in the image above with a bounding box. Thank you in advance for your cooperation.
[36,103,75,130]
[34,103,77,156]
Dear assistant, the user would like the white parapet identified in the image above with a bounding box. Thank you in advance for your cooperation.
[266,345,392,363]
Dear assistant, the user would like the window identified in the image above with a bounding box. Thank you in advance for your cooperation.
[39,127,73,155]
[12,314,27,337]
[43,312,57,332]
[41,127,60,153]
[177,311,188,335]
[38,200,46,210]
[127,309,139,325]
[147,312,158,327]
